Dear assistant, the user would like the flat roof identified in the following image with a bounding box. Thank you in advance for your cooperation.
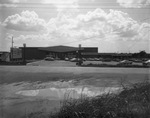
[38,45,84,52]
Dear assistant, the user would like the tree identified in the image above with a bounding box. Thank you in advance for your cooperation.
[138,50,147,58]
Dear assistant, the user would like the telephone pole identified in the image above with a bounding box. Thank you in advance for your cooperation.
[23,43,26,64]
[11,36,14,61]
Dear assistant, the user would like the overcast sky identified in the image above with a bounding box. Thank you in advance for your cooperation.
[0,0,150,53]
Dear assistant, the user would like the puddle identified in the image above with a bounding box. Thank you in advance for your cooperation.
[16,86,120,99]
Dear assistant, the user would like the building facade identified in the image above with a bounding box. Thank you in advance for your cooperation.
[19,45,98,60]
[19,45,134,61]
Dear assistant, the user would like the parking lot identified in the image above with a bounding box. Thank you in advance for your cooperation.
[26,59,143,67]
[27,60,78,67]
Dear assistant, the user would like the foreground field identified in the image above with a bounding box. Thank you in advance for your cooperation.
[0,66,150,118]
[50,82,150,118]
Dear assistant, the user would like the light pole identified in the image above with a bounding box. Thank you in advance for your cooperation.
[11,36,14,61]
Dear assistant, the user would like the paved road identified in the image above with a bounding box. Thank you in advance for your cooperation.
[1,65,149,73]
[27,60,78,67]
[0,66,149,84]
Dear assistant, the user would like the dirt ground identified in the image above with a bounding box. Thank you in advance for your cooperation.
[0,64,149,118]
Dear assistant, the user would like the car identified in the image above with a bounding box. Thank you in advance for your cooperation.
[44,57,54,61]
[118,60,132,65]
[65,58,69,61]
[87,58,95,61]
[70,58,78,62]
[70,58,83,62]
[82,58,86,61]
[143,60,150,66]
[93,58,99,61]
[129,58,142,63]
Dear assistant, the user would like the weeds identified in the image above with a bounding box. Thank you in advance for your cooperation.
[50,82,150,118]
[28,82,150,118]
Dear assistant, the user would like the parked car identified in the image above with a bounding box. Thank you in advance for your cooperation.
[44,57,54,61]
[70,58,78,62]
[143,60,150,66]
[87,58,95,61]
[118,60,132,65]
[94,58,100,61]
[65,58,69,61]
[129,58,142,63]
[70,58,83,62]
[82,58,86,61]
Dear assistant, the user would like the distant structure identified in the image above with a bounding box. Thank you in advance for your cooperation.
[10,47,22,61]
[18,45,135,61]
[19,45,98,60]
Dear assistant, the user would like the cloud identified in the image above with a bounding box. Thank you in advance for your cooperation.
[3,11,47,32]
[117,0,150,8]
[0,0,18,7]
[46,8,146,41]
[42,0,79,12]
[1,0,79,12]
[5,8,150,47]
[0,4,17,7]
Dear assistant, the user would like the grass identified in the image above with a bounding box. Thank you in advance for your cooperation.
[28,81,150,118]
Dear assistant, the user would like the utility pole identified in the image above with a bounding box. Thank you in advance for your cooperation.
[23,43,26,64]
[11,36,14,61]
[78,44,82,66]
[79,44,81,59]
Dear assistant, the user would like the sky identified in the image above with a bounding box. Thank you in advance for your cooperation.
[0,0,150,53]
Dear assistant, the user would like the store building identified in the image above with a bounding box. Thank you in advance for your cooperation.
[19,45,134,61]
[19,45,98,60]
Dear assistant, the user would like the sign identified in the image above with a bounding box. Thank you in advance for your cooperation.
[11,48,22,59]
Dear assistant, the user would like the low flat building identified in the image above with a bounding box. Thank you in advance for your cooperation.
[19,45,133,60]
[19,45,98,60]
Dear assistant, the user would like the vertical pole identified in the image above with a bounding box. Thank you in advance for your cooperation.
[23,43,26,64]
[78,44,82,66]
[79,44,81,59]
[12,36,14,61]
